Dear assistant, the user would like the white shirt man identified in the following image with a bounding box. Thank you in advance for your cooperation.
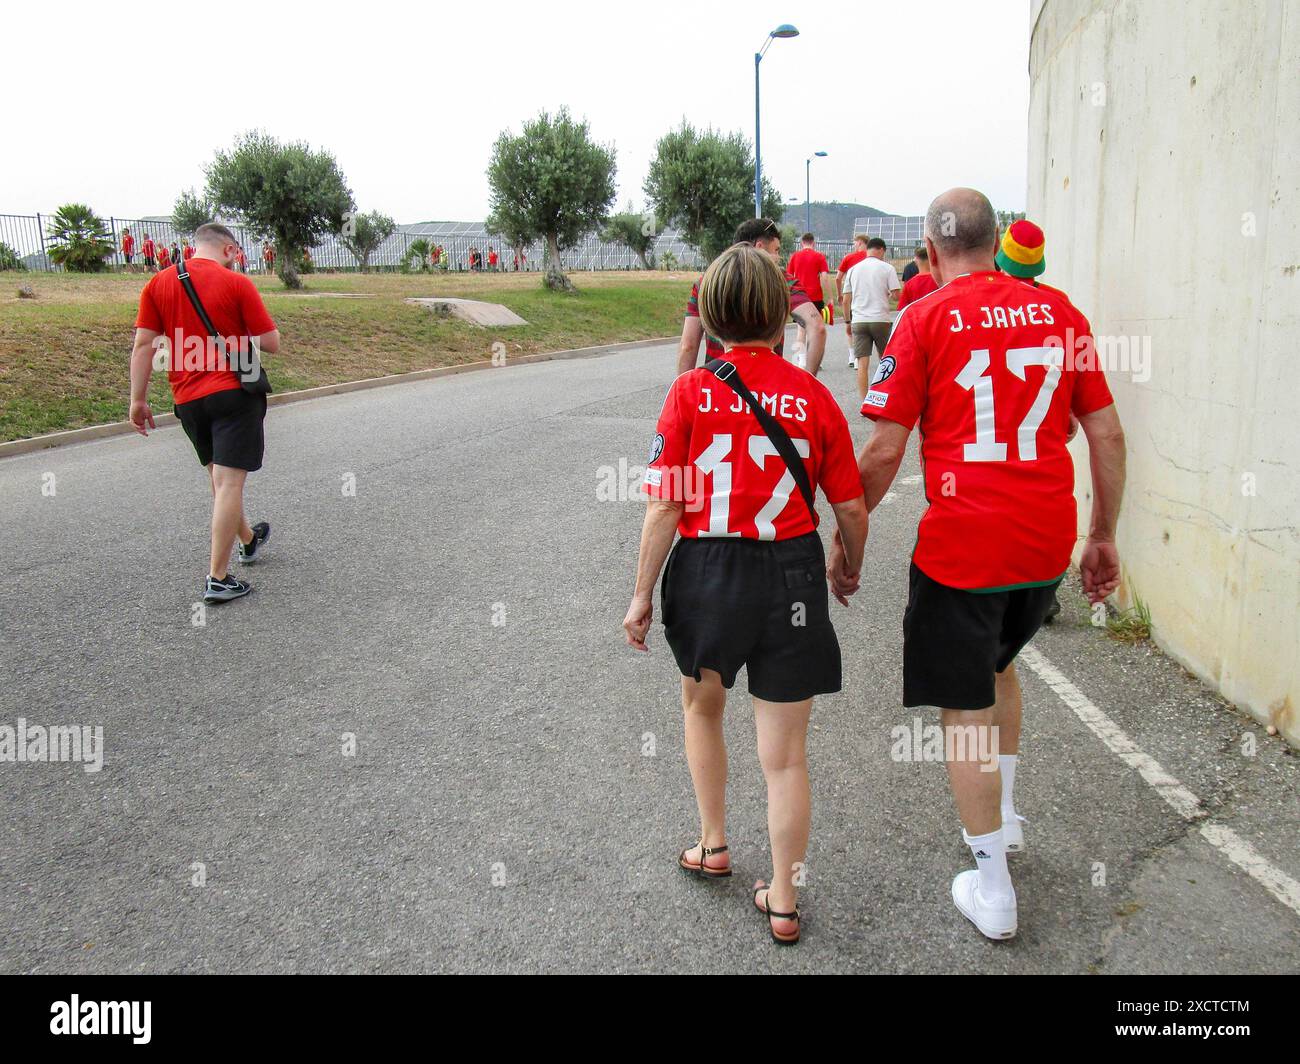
[841,241,901,398]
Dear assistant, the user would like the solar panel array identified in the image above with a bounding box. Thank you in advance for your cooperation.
[853,215,926,251]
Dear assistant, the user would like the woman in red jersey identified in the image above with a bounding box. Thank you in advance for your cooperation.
[623,243,868,945]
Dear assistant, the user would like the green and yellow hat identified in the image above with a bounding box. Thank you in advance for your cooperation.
[996,219,1046,278]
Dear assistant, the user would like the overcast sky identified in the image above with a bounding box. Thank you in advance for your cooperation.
[6,0,1030,223]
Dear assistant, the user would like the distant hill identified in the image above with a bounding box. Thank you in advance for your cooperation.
[781,201,889,241]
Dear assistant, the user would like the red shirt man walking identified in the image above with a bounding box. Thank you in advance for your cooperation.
[128,223,282,605]
[833,187,1127,943]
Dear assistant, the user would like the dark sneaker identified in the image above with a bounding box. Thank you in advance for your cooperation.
[1043,592,1062,625]
[237,521,271,564]
[204,574,253,604]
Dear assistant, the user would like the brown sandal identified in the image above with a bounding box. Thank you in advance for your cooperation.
[678,841,732,879]
[753,881,801,945]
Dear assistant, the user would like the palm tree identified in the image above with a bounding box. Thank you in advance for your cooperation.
[404,238,432,272]
[46,204,114,272]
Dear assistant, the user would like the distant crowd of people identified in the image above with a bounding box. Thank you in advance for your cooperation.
[118,227,254,274]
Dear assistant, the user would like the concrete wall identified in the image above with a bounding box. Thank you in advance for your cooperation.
[1028,0,1299,744]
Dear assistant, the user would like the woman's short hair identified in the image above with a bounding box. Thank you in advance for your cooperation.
[696,243,789,346]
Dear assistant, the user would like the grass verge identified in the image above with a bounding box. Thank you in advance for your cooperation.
[0,269,691,442]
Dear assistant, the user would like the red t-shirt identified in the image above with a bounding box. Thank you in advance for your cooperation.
[897,271,938,310]
[862,271,1113,590]
[135,260,278,405]
[157,247,170,266]
[141,238,155,257]
[121,234,134,255]
[838,249,867,275]
[644,346,863,539]
[786,247,829,302]
[263,247,275,263]
[685,276,810,361]
[488,251,498,265]
[182,245,194,260]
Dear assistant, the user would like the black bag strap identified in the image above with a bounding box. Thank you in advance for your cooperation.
[705,358,817,522]
[174,261,222,340]
[175,261,268,392]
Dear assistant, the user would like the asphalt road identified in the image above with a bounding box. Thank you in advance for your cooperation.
[1,327,1297,974]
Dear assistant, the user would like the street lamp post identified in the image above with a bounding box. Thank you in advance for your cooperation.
[805,151,827,233]
[754,24,799,218]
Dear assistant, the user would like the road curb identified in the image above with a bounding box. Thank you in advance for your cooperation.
[0,334,676,461]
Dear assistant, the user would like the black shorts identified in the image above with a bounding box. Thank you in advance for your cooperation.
[903,563,1062,710]
[661,532,841,703]
[811,299,825,313]
[174,387,267,471]
[123,253,133,264]
[143,256,155,267]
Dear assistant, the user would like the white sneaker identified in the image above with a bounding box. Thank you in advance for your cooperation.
[951,870,1017,940]
[1002,813,1027,854]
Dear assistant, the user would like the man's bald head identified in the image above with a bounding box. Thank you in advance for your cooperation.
[924,188,998,257]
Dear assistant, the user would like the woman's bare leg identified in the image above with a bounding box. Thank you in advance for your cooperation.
[680,669,729,871]
[753,695,814,932]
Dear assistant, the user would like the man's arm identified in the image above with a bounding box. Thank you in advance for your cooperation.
[676,317,703,377]
[1077,403,1127,602]
[128,328,160,436]
[859,419,911,512]
[623,499,684,650]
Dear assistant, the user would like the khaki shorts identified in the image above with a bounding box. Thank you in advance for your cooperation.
[851,322,892,376]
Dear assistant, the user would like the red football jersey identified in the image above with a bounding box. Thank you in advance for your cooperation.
[862,271,1113,590]
[645,346,863,540]
[786,247,829,302]
[897,271,938,310]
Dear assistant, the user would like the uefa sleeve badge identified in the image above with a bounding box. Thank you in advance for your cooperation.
[649,433,665,463]
[872,356,896,385]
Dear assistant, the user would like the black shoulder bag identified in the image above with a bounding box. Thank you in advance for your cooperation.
[704,358,816,522]
[174,262,272,394]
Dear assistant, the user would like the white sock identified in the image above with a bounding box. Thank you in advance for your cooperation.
[999,754,1019,820]
[964,827,1013,901]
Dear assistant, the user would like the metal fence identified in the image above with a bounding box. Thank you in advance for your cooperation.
[0,213,707,274]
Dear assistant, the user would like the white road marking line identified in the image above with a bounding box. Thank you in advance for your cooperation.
[1018,644,1300,919]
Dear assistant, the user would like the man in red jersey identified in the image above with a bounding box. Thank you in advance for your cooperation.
[676,218,827,377]
[141,234,157,272]
[128,223,282,605]
[833,188,1127,942]
[897,246,938,310]
[785,232,830,355]
[120,227,135,270]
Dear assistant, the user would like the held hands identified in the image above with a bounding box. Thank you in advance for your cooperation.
[129,399,155,437]
[1080,536,1121,604]
[826,528,861,606]
[623,593,653,652]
